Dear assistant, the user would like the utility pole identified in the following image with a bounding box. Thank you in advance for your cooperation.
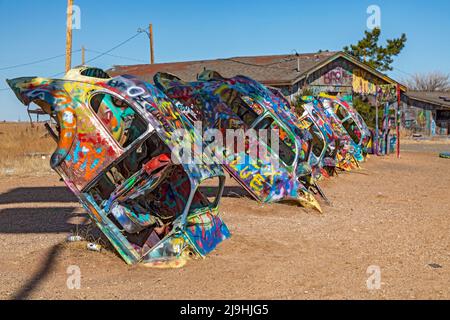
[138,23,155,64]
[65,0,73,73]
[149,23,155,64]
[82,46,85,65]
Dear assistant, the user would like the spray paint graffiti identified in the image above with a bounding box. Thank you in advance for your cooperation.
[6,66,230,268]
[154,70,322,212]
[307,58,398,104]
[6,64,383,268]
[323,67,353,86]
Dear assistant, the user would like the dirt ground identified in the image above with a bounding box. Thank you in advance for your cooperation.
[0,141,449,300]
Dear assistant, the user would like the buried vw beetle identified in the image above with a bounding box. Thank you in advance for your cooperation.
[303,96,364,167]
[318,94,372,159]
[204,73,335,201]
[265,86,339,181]
[300,97,359,172]
[295,101,339,179]
[154,70,322,212]
[6,67,230,268]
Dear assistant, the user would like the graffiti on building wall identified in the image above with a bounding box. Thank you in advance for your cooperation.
[304,58,398,103]
[352,69,379,95]
[310,61,353,88]
[322,67,353,86]
[345,68,397,102]
[376,84,398,102]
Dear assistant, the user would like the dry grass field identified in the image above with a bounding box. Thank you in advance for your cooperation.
[0,122,54,176]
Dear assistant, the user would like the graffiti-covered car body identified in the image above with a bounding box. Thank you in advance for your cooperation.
[342,99,372,154]
[6,67,230,268]
[267,87,338,179]
[200,72,334,189]
[302,96,364,165]
[301,97,359,171]
[295,101,339,178]
[319,94,372,157]
[154,70,322,212]
[302,96,362,169]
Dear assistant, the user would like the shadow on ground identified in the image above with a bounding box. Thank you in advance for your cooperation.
[0,186,77,205]
[11,242,65,300]
[199,185,253,199]
[0,207,82,233]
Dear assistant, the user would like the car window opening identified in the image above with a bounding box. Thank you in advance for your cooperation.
[90,93,147,148]
[254,116,296,166]
[221,89,259,126]
[86,132,213,255]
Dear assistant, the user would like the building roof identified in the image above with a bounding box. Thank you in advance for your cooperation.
[109,51,336,86]
[109,51,405,89]
[406,91,450,109]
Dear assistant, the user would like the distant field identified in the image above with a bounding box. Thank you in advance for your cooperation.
[0,122,54,176]
[1,122,447,177]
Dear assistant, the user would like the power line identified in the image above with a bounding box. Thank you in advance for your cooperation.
[49,32,146,77]
[0,50,81,71]
[85,32,143,64]
[1,31,146,92]
[392,67,414,78]
[85,49,147,63]
[0,50,82,90]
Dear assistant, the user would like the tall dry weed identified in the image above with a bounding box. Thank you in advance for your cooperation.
[0,122,55,176]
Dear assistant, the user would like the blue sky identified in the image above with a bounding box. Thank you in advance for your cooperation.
[0,0,449,120]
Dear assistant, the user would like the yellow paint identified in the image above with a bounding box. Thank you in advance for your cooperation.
[250,174,265,191]
[352,68,379,95]
[239,166,252,180]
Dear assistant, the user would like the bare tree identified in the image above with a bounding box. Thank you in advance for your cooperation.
[405,72,450,92]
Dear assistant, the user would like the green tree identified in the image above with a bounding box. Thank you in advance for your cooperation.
[352,96,383,129]
[344,28,407,72]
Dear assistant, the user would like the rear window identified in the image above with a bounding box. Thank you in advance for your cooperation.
[342,119,361,144]
[220,89,259,126]
[81,68,110,79]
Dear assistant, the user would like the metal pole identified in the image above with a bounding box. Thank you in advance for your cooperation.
[65,0,73,73]
[82,46,85,65]
[396,84,401,158]
[375,97,379,155]
[149,24,154,64]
